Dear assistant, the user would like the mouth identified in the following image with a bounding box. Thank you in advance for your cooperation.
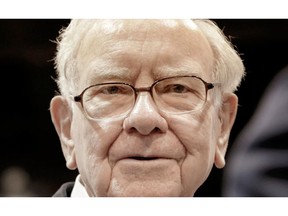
[127,156,160,161]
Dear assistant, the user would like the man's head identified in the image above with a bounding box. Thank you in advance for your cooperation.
[50,19,245,196]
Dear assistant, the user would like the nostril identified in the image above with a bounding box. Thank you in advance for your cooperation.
[126,127,138,133]
[149,127,162,134]
[127,126,162,135]
[154,127,161,132]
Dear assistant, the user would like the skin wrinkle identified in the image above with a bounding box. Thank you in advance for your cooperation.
[80,36,209,89]
[92,122,123,196]
[87,123,122,196]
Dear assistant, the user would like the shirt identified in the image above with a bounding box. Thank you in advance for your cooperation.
[71,174,89,197]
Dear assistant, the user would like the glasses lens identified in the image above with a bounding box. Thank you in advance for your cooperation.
[82,83,134,119]
[153,76,207,113]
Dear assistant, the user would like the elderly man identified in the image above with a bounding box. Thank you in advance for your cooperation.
[50,19,245,197]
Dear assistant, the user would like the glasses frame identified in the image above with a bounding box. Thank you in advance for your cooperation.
[73,75,219,119]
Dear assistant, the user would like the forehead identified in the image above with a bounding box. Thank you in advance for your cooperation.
[75,20,213,86]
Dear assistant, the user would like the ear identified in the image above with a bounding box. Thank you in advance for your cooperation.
[50,96,77,170]
[214,93,238,169]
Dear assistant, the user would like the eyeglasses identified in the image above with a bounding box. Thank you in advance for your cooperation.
[73,75,218,120]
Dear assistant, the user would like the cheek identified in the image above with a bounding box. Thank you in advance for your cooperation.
[165,111,220,196]
[166,112,217,154]
[71,111,125,196]
[72,113,124,159]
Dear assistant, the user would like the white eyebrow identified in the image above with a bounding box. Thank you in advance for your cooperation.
[86,59,132,84]
[84,58,206,85]
[156,63,204,79]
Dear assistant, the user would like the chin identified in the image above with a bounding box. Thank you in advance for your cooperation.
[107,180,183,197]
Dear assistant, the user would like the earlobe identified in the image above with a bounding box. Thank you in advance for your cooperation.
[50,96,77,170]
[65,147,77,170]
[215,93,238,169]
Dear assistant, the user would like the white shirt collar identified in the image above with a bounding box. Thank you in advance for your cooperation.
[71,174,89,197]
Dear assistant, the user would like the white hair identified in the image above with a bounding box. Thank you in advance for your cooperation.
[54,19,245,98]
[194,20,245,93]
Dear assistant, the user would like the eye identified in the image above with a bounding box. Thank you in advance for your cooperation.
[163,84,188,93]
[102,85,121,94]
[170,84,187,93]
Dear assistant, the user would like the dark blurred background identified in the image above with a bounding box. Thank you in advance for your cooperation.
[0,19,287,197]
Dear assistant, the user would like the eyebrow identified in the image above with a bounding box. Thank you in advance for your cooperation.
[86,60,132,84]
[85,59,206,84]
[155,63,204,79]
[89,68,132,84]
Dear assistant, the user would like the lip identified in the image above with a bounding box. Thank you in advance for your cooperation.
[116,157,176,168]
[115,151,178,162]
[111,153,180,169]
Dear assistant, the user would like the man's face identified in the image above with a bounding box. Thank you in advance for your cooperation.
[62,20,228,196]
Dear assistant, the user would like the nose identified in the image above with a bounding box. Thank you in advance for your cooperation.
[123,92,168,135]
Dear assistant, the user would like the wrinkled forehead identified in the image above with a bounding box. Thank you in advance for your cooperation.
[72,19,214,89]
